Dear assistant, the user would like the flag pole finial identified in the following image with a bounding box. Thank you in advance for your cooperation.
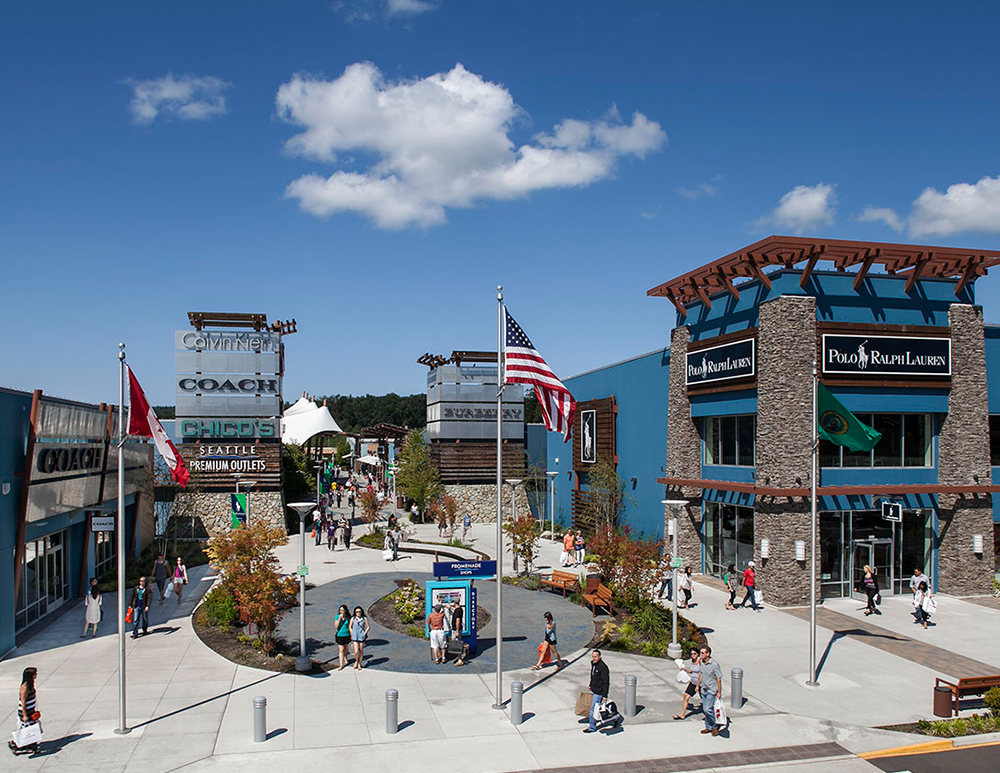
[497,285,503,300]
[118,342,126,361]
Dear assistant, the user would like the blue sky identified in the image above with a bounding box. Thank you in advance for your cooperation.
[4,1,1000,406]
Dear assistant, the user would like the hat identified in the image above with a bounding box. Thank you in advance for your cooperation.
[747,560,755,567]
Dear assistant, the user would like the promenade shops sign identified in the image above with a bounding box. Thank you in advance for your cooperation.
[686,339,755,386]
[822,335,951,376]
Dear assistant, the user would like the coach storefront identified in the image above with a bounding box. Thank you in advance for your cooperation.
[1,388,152,655]
[648,237,1000,607]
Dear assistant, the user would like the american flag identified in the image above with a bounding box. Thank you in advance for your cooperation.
[504,307,576,442]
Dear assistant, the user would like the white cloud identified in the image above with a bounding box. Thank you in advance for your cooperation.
[759,183,836,233]
[277,62,667,228]
[125,74,231,125]
[857,206,903,232]
[908,175,1000,237]
[333,0,437,22]
[678,174,724,200]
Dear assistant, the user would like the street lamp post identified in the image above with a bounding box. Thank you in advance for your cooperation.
[288,502,317,672]
[545,470,558,541]
[662,499,688,660]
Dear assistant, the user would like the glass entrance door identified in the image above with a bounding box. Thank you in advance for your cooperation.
[851,539,893,599]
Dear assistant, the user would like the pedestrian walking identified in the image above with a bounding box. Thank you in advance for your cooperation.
[724,564,738,610]
[390,525,401,561]
[314,518,323,547]
[859,565,881,616]
[82,577,101,637]
[679,566,694,609]
[172,556,189,605]
[697,645,724,737]
[8,667,40,756]
[341,518,353,550]
[327,519,337,551]
[334,605,351,670]
[657,553,673,600]
[738,561,760,611]
[909,567,930,621]
[561,530,575,567]
[673,649,702,720]
[913,580,935,629]
[336,490,343,508]
[532,611,563,670]
[574,530,586,565]
[129,577,153,638]
[462,513,472,542]
[584,649,614,733]
[152,552,170,604]
[410,503,419,521]
[450,601,470,666]
[426,604,448,664]
[350,606,369,669]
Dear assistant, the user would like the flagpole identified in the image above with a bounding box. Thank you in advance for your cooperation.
[806,360,818,687]
[115,343,131,734]
[493,286,505,709]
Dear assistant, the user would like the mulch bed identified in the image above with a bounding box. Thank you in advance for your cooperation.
[192,612,301,673]
[367,578,492,639]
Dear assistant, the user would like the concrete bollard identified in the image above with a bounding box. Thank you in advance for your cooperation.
[253,696,267,743]
[624,674,637,717]
[509,681,523,726]
[385,689,399,734]
[730,668,743,710]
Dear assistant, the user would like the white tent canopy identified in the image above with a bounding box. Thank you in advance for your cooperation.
[284,396,318,417]
[357,455,382,466]
[281,403,343,445]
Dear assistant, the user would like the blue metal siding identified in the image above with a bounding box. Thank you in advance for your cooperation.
[689,390,757,417]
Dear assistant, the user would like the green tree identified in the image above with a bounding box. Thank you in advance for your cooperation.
[523,389,542,424]
[584,456,634,530]
[395,430,442,520]
[331,435,351,465]
[503,515,540,574]
[282,443,314,503]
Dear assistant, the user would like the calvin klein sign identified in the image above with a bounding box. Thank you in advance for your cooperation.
[822,335,950,376]
[686,339,755,386]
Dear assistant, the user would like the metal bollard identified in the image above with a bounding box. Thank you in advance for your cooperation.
[624,674,637,717]
[253,696,267,743]
[730,668,743,710]
[385,689,399,734]
[509,681,523,725]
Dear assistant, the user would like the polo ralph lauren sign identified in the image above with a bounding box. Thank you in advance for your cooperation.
[686,339,755,386]
[822,335,950,376]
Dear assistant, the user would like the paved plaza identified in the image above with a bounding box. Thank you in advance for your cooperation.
[2,508,999,772]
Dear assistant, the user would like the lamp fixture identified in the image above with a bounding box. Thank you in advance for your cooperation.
[760,538,770,559]
[973,534,984,554]
[795,540,806,562]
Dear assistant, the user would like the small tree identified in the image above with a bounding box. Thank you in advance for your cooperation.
[206,522,298,652]
[503,515,540,575]
[331,435,351,465]
[584,456,635,529]
[395,430,442,520]
[442,494,459,537]
[587,523,662,609]
[358,489,383,532]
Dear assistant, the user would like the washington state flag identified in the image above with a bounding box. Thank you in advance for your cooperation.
[817,383,881,452]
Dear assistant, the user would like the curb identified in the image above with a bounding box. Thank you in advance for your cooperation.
[859,736,1000,759]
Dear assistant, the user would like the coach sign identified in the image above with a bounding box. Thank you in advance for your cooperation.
[686,339,755,386]
[822,335,951,376]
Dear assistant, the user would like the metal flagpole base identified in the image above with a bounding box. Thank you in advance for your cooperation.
[666,643,683,659]
[805,680,819,687]
[114,727,132,735]
[295,656,311,672]
[491,703,504,710]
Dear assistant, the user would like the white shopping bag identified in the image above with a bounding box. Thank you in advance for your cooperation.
[676,670,690,684]
[381,549,393,561]
[922,596,937,615]
[753,590,763,606]
[11,723,42,748]
[714,699,727,727]
[164,582,173,599]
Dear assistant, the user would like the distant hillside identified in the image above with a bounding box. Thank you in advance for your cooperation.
[309,393,425,434]
[153,406,175,420]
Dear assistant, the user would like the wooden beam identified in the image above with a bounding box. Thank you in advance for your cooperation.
[692,279,713,310]
[954,255,981,295]
[666,288,687,319]
[717,269,740,301]
[853,248,878,292]
[746,253,771,289]
[799,245,825,287]
[904,252,929,294]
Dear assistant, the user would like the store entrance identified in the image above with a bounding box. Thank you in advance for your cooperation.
[851,539,893,599]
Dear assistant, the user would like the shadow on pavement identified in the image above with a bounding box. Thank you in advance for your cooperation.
[25,732,93,757]
[130,673,281,730]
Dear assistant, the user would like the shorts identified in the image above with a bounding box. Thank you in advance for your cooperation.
[335,634,350,646]
[685,682,697,697]
[430,629,447,649]
[546,636,557,647]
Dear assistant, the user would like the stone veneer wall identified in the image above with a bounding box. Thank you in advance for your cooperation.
[442,483,530,524]
[936,303,995,595]
[754,295,817,607]
[665,325,705,568]
[168,491,286,538]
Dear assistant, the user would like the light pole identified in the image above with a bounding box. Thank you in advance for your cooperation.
[546,469,558,541]
[288,502,316,672]
[662,499,688,660]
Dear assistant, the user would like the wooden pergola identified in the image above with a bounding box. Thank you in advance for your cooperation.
[647,236,1000,319]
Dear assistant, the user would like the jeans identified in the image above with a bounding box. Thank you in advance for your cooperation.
[392,541,398,561]
[657,578,673,600]
[701,689,717,730]
[739,587,759,610]
[588,693,605,731]
[133,606,148,636]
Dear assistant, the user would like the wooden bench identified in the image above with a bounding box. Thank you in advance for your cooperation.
[935,675,1000,716]
[540,570,579,597]
[582,583,613,617]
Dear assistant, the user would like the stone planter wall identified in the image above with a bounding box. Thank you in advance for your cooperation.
[441,483,531,523]
[167,491,286,538]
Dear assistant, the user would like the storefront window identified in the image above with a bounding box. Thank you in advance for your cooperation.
[703,415,755,467]
[704,501,753,578]
[821,414,933,468]
[95,528,117,581]
[820,512,845,598]
[989,416,1000,466]
[15,532,66,632]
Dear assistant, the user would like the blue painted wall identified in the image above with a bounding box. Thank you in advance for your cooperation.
[0,390,32,656]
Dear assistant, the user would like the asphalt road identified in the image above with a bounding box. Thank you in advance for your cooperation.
[869,744,1000,773]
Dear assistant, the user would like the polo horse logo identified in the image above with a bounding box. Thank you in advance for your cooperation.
[856,341,869,369]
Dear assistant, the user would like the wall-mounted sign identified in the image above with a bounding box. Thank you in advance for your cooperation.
[190,444,266,473]
[580,410,596,464]
[440,406,523,421]
[432,560,497,578]
[821,335,950,376]
[179,418,278,440]
[686,339,755,386]
[91,516,115,532]
[35,444,104,476]
[176,330,279,352]
[177,377,279,394]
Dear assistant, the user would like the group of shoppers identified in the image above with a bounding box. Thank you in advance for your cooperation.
[671,645,726,737]
[425,601,468,665]
[560,529,586,567]
[333,604,370,670]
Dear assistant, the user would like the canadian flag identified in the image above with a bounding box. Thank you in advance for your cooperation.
[127,367,190,488]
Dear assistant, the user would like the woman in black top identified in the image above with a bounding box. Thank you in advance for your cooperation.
[532,611,562,670]
[9,667,39,755]
[860,565,880,616]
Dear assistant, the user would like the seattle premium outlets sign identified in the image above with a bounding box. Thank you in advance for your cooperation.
[687,339,755,385]
[822,335,951,376]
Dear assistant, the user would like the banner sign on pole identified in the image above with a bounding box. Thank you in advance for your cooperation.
[231,493,248,528]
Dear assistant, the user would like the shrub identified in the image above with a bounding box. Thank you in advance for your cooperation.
[633,603,670,639]
[503,515,540,574]
[393,580,424,624]
[967,715,989,734]
[201,585,238,628]
[641,641,663,658]
[587,523,662,608]
[984,686,1000,716]
[951,718,968,736]
[407,625,425,639]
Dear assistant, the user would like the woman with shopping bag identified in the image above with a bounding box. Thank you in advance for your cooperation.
[8,667,41,755]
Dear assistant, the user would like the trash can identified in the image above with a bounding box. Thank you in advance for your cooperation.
[933,686,952,718]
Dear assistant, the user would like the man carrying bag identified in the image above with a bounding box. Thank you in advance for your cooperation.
[584,649,620,733]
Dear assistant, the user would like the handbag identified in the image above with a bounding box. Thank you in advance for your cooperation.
[381,549,393,561]
[125,606,134,624]
[164,582,173,599]
[676,669,690,684]
[11,723,42,748]
[574,691,592,716]
[922,596,937,615]
[714,698,728,726]
[537,642,551,664]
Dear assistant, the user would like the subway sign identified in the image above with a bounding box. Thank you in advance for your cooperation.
[822,335,950,376]
[686,339,755,386]
[179,418,278,440]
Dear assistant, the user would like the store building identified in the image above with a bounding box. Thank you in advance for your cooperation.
[0,388,152,656]
[548,237,1000,607]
